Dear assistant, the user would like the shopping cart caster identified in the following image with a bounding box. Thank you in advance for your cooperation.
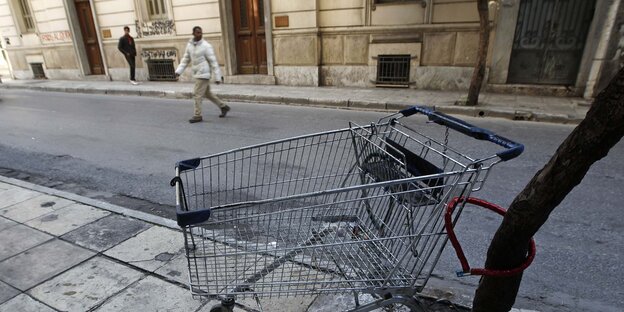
[209,298,235,312]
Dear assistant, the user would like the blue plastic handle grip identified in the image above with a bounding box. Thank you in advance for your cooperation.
[399,106,524,161]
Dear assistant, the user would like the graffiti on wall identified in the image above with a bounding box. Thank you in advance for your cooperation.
[141,49,177,60]
[136,20,175,38]
[40,31,72,43]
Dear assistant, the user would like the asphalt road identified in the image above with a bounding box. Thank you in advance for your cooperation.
[0,89,622,311]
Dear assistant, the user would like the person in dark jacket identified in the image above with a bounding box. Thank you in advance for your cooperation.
[118,26,138,85]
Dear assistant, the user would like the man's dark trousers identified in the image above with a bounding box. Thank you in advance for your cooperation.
[125,55,136,81]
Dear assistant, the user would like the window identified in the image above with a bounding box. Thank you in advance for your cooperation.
[146,0,167,20]
[16,0,35,33]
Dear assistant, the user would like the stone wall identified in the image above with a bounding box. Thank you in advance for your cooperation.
[104,36,224,82]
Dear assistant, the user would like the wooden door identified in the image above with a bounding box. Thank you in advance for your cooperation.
[232,0,267,75]
[75,0,104,75]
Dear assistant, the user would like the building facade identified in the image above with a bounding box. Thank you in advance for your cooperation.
[0,0,622,98]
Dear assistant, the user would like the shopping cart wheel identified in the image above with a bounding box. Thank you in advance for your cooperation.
[210,298,235,312]
[209,304,232,312]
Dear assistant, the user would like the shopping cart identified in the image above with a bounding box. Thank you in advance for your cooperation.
[170,106,524,312]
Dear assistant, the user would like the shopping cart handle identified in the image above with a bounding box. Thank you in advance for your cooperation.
[399,106,524,161]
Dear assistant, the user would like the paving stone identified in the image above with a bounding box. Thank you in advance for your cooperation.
[0,239,94,291]
[153,253,188,285]
[234,295,317,312]
[0,188,41,210]
[0,280,20,305]
[25,203,110,236]
[95,276,203,312]
[1,195,74,223]
[104,226,183,272]
[0,182,14,191]
[0,294,56,312]
[0,217,17,233]
[155,239,268,295]
[0,224,53,261]
[29,257,143,312]
[61,214,151,252]
[307,293,376,312]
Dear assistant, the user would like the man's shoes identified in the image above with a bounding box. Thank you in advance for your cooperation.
[188,116,203,123]
[130,80,139,85]
[219,105,230,118]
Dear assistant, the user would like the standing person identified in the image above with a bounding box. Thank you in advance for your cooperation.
[175,26,230,123]
[118,26,138,85]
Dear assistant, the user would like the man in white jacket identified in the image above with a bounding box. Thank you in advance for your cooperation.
[175,26,230,123]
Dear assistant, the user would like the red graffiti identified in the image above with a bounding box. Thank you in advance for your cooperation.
[40,31,72,43]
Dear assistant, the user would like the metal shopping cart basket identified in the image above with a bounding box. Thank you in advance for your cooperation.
[170,106,524,312]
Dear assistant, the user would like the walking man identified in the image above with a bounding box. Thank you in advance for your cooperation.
[175,26,230,123]
[118,26,138,85]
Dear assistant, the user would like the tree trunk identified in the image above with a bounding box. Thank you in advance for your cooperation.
[465,0,490,106]
[472,67,624,311]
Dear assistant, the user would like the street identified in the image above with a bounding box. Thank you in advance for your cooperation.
[0,89,622,311]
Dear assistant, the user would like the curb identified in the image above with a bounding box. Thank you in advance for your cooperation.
[0,175,179,230]
[1,83,582,124]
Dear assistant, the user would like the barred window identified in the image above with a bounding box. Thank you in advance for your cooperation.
[146,0,167,20]
[18,0,35,32]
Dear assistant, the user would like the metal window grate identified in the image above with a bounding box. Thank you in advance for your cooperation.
[376,54,410,88]
[147,59,176,81]
[30,63,45,79]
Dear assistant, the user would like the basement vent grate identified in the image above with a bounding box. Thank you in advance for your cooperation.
[375,54,410,88]
[147,59,177,81]
[30,63,46,79]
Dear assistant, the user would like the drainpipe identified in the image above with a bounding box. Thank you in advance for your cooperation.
[88,0,111,80]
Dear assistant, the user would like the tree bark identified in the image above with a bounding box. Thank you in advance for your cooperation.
[472,67,624,311]
[465,0,490,106]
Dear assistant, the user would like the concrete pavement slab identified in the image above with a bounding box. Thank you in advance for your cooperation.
[1,194,74,223]
[0,280,19,304]
[155,241,268,294]
[227,263,334,312]
[94,276,204,312]
[0,224,53,261]
[0,188,41,210]
[61,214,151,252]
[103,225,183,272]
[307,293,377,312]
[0,182,14,191]
[29,257,144,312]
[25,203,110,236]
[0,217,17,232]
[0,294,57,312]
[0,239,94,291]
[153,253,188,285]
[233,295,317,312]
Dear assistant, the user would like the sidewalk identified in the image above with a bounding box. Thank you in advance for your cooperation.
[1,79,589,124]
[0,175,478,312]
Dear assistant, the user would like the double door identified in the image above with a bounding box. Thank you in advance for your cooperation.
[233,0,267,75]
[508,0,596,85]
[75,0,104,75]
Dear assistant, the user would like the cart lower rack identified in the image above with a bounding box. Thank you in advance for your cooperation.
[171,106,523,311]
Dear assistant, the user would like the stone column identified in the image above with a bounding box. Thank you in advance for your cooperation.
[488,0,520,84]
[582,0,623,99]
